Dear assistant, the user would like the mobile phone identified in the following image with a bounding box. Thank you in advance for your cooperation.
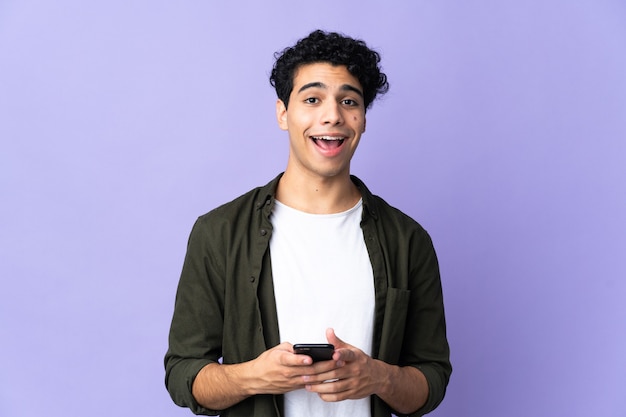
[293,343,335,362]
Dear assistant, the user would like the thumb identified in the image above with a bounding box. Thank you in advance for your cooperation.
[326,327,347,348]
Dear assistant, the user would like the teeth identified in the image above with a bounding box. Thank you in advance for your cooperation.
[312,136,344,141]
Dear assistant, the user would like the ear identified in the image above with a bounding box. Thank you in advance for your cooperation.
[362,117,367,133]
[276,99,288,130]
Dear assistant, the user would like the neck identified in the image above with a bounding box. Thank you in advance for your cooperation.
[276,170,361,214]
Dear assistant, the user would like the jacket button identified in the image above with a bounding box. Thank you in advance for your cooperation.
[249,276,256,283]
[260,229,267,236]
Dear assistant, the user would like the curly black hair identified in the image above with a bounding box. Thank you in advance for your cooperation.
[270,30,389,111]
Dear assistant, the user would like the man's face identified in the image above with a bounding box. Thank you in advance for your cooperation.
[276,62,366,181]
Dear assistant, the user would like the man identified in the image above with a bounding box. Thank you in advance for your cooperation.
[165,30,451,417]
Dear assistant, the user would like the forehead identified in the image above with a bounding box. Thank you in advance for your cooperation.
[291,62,362,92]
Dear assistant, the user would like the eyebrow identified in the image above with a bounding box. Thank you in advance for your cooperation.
[297,82,364,98]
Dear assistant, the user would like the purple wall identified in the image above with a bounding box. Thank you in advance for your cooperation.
[1,1,625,416]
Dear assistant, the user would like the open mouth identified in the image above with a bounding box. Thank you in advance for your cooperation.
[311,135,346,150]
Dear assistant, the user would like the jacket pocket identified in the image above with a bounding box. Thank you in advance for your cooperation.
[378,287,411,364]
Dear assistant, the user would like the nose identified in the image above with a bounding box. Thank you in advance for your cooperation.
[321,101,343,125]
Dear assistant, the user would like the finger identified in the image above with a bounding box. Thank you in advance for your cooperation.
[306,379,351,397]
[326,328,355,363]
[275,341,294,352]
[326,328,347,348]
[333,347,357,363]
[289,352,314,366]
[273,341,316,365]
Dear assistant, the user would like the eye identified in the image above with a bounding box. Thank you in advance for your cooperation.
[342,99,359,106]
[304,97,319,104]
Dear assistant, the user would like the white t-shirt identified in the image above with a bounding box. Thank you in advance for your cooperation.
[270,199,375,417]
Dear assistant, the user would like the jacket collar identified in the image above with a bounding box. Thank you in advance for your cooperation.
[255,172,379,221]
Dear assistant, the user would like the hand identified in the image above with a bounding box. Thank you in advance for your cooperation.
[245,341,341,395]
[195,332,427,414]
[192,341,342,410]
[302,328,386,402]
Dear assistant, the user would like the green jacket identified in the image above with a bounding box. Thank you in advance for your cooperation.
[165,174,451,416]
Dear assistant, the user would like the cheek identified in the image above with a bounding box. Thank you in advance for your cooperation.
[354,116,365,131]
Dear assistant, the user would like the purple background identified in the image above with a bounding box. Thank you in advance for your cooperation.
[1,1,625,416]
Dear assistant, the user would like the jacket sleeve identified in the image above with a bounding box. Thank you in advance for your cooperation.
[164,217,225,416]
[403,228,452,416]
